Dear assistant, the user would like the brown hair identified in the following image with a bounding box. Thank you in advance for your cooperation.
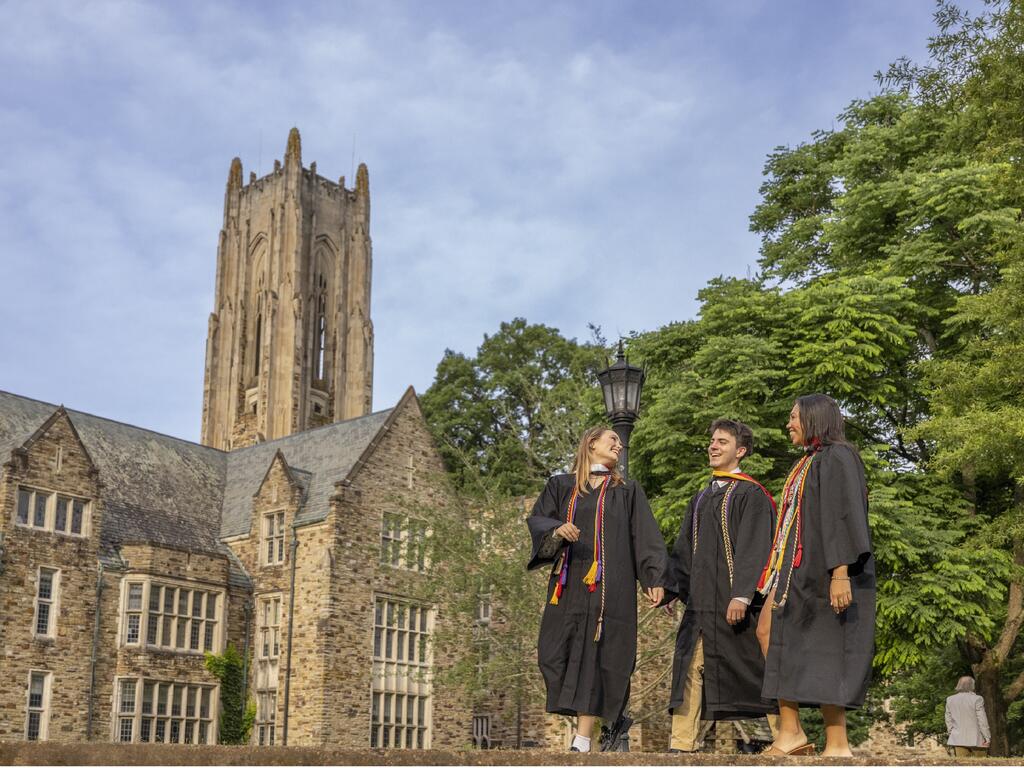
[571,425,625,494]
[795,393,850,447]
[709,418,754,459]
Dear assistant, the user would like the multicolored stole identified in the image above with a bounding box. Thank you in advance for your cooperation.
[757,452,815,606]
[549,477,610,642]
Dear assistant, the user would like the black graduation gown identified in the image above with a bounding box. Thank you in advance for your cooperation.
[662,479,777,719]
[527,474,666,721]
[761,443,875,709]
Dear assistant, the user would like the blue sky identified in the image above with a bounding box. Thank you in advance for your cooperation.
[0,1,974,442]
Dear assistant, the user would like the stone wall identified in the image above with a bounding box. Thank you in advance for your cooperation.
[89,567,123,742]
[225,454,311,744]
[322,392,471,750]
[0,392,481,752]
[631,603,677,752]
[0,412,102,742]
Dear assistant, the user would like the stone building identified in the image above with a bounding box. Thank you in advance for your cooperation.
[0,128,678,754]
[201,127,374,451]
[0,131,470,749]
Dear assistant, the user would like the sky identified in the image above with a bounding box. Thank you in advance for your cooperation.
[0,0,975,442]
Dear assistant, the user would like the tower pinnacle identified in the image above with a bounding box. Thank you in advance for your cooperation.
[227,157,243,190]
[285,127,302,166]
[356,163,369,196]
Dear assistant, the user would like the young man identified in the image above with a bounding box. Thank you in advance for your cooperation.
[661,419,777,752]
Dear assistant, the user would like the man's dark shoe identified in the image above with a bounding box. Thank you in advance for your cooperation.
[599,714,633,752]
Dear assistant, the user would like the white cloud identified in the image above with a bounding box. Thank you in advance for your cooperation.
[0,0,954,436]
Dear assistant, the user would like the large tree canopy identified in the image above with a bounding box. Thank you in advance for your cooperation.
[422,1,1024,754]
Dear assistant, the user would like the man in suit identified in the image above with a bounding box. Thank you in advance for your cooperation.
[945,676,990,758]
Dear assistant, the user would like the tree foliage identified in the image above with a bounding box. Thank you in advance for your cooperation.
[421,318,607,495]
[628,2,1024,753]
[204,644,255,745]
[420,0,1024,754]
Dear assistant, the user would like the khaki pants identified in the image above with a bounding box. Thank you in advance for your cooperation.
[952,746,988,758]
[670,635,780,752]
[670,636,704,751]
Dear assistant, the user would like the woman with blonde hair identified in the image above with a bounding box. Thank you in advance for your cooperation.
[527,425,666,753]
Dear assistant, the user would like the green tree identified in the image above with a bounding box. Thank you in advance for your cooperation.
[911,214,1024,753]
[421,318,607,495]
[417,1,1024,753]
[627,1,1024,753]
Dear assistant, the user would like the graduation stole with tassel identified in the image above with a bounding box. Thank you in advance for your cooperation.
[756,452,815,605]
[549,477,609,604]
[691,471,778,586]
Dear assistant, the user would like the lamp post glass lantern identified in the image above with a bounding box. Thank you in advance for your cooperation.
[596,341,645,477]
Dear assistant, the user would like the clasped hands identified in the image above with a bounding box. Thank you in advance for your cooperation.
[554,522,663,607]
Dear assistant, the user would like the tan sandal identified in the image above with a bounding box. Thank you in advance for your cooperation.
[764,742,815,756]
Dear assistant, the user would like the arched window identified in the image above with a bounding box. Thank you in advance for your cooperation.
[253,271,265,381]
[312,272,328,381]
[315,296,327,380]
[254,308,263,376]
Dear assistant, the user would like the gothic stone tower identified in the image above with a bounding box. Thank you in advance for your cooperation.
[201,128,374,450]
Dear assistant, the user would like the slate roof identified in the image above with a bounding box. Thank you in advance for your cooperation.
[220,408,393,538]
[0,389,399,585]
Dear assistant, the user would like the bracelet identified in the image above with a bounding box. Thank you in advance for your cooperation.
[831,577,850,581]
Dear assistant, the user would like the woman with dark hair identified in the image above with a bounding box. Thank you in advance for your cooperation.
[527,426,666,752]
[754,394,875,757]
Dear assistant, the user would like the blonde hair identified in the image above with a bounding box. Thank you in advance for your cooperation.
[571,425,625,494]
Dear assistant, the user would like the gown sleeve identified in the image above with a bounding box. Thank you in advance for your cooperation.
[660,496,694,605]
[630,481,668,590]
[817,444,872,576]
[526,476,567,571]
[729,484,774,602]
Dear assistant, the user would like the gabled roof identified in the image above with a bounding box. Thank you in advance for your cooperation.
[19,405,97,472]
[254,449,311,504]
[219,407,394,538]
[0,389,410,566]
[0,391,228,568]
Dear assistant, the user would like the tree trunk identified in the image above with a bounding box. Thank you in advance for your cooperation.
[973,659,1009,757]
[969,484,1024,757]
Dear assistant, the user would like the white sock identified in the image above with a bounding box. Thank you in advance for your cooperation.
[572,734,591,752]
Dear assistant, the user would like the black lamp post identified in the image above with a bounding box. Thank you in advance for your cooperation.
[595,340,646,752]
[596,340,646,478]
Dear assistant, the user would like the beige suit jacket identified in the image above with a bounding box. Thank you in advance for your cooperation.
[945,692,990,747]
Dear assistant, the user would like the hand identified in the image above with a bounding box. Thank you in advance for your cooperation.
[982,741,990,749]
[645,586,664,607]
[554,523,580,542]
[725,598,748,625]
[830,577,853,614]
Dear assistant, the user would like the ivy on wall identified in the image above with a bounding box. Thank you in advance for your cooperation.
[204,644,255,744]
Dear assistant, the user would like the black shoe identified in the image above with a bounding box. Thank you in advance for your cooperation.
[599,714,633,752]
[570,747,581,752]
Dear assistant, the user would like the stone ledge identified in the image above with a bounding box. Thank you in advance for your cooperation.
[0,743,1015,766]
